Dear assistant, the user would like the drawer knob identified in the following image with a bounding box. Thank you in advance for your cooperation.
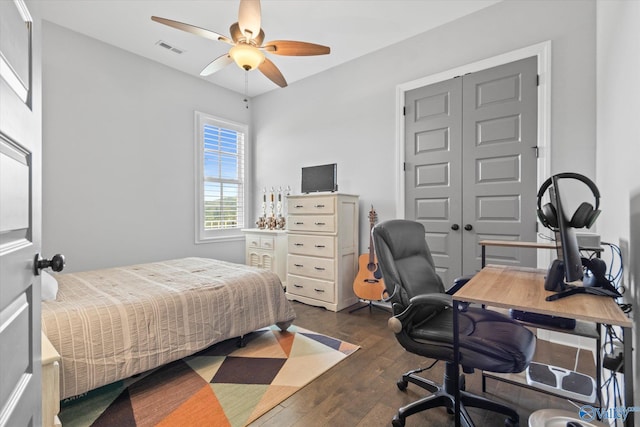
[313,204,325,208]
[295,221,304,225]
[314,222,325,226]
[294,205,304,208]
[294,263,304,267]
[315,244,325,248]
[293,284,303,288]
[314,267,325,271]
[294,243,304,246]
[314,288,325,293]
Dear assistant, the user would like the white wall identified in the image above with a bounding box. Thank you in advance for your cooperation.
[252,0,597,252]
[41,21,250,272]
[40,0,600,272]
[596,0,640,417]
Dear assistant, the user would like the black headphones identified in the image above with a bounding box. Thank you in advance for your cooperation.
[536,172,601,230]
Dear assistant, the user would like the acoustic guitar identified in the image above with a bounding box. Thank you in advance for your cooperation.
[353,207,386,301]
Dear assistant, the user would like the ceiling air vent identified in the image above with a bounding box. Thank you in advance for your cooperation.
[155,40,184,54]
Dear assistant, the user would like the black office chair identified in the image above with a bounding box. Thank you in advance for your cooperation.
[372,219,536,427]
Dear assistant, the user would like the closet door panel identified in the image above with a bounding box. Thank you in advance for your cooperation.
[405,77,463,286]
[461,56,538,273]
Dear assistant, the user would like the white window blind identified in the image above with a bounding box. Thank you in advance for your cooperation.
[195,112,247,242]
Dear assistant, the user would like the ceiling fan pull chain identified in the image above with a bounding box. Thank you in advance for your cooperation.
[244,70,249,109]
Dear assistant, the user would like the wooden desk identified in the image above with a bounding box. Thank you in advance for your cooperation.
[452,265,634,427]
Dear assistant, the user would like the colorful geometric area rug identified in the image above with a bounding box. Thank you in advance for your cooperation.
[58,325,359,427]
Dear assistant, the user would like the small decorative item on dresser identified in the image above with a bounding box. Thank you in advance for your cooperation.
[275,186,286,229]
[257,187,268,229]
[257,186,290,230]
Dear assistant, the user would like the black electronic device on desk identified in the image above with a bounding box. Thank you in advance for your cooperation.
[512,173,621,329]
[540,175,621,302]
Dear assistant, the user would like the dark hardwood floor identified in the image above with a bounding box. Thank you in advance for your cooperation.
[251,300,596,427]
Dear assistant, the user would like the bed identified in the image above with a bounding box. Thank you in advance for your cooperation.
[41,257,296,400]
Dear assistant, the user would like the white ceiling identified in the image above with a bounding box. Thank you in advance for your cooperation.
[37,0,501,97]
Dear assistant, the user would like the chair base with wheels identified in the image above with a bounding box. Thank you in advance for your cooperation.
[392,362,519,427]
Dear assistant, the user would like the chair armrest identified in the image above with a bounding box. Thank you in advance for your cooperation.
[446,275,474,295]
[394,293,451,322]
[408,293,453,307]
[389,293,451,333]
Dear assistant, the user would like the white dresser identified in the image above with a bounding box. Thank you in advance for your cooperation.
[285,193,359,311]
[242,228,287,287]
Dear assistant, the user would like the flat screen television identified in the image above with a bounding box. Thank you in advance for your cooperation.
[301,163,337,193]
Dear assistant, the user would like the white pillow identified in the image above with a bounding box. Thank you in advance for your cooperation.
[41,270,59,301]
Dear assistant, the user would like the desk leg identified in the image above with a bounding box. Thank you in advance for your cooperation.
[481,245,486,268]
[623,326,634,427]
[453,301,461,427]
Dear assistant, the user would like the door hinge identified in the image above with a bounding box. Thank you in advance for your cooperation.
[403,106,406,116]
[532,146,539,158]
[403,162,407,171]
[537,74,540,86]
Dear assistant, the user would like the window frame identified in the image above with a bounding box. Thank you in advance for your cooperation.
[194,111,250,243]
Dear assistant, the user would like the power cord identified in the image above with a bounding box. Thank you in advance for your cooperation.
[601,323,626,426]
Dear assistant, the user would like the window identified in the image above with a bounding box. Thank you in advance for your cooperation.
[195,112,248,242]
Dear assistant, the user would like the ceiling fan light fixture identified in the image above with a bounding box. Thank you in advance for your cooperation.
[229,43,265,71]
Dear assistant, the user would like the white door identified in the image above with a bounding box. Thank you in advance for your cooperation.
[405,57,538,285]
[0,1,42,425]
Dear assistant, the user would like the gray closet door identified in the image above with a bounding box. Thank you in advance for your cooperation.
[404,77,463,285]
[405,56,538,285]
[461,56,538,274]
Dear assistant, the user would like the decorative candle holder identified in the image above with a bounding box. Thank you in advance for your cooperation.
[257,187,267,229]
[256,185,289,230]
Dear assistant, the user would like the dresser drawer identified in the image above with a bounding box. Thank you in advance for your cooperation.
[287,274,335,303]
[288,254,335,281]
[246,235,260,248]
[287,215,335,233]
[259,236,275,250]
[245,235,275,250]
[287,234,334,257]
[287,196,334,214]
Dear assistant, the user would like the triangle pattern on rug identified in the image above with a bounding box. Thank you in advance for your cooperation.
[157,385,229,427]
[59,326,359,427]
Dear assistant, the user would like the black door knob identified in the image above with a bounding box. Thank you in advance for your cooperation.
[451,224,460,230]
[34,253,65,275]
[464,224,473,231]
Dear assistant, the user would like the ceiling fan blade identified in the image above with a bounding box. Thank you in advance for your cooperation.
[238,0,261,41]
[263,40,330,56]
[151,16,232,44]
[259,58,287,88]
[200,54,234,76]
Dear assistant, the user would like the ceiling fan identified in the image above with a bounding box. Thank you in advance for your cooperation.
[151,0,330,88]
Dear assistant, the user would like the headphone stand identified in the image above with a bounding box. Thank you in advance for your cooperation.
[546,283,622,301]
[545,285,587,301]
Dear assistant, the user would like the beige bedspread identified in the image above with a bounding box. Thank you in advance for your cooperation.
[42,257,296,399]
